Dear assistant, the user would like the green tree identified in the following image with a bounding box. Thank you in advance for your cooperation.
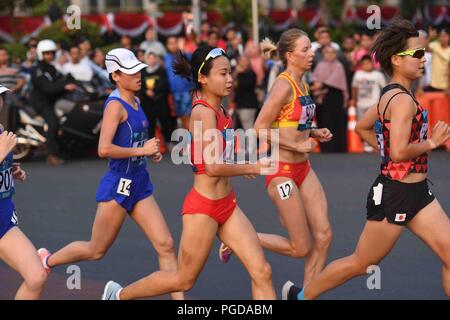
[38,19,102,48]
[401,0,426,21]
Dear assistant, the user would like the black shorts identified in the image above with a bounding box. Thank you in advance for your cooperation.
[366,175,435,226]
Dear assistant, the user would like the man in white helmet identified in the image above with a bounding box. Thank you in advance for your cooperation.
[31,39,77,166]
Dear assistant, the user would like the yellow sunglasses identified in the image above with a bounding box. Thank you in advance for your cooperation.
[396,47,426,59]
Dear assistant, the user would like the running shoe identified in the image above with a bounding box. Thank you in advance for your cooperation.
[282,280,303,300]
[219,242,233,263]
[37,248,52,274]
[102,281,123,300]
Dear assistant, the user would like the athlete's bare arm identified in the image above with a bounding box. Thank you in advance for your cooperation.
[388,94,447,162]
[192,105,269,177]
[98,100,159,159]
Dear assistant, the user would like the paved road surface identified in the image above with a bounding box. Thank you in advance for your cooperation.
[1,152,449,299]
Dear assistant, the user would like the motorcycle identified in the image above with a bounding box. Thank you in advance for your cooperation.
[10,80,107,160]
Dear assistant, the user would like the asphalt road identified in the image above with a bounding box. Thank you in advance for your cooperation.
[0,152,449,300]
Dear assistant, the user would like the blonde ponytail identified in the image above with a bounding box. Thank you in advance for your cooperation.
[260,37,278,60]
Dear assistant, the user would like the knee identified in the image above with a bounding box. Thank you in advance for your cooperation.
[249,262,272,284]
[290,240,312,258]
[437,245,450,269]
[24,269,47,291]
[347,254,374,276]
[154,237,175,257]
[87,244,108,261]
[177,274,197,292]
[313,227,333,249]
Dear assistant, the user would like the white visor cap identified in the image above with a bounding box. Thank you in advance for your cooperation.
[105,48,148,75]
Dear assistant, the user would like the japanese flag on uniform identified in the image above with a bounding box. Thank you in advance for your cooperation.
[395,213,407,222]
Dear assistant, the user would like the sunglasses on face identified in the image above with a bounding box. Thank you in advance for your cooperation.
[197,47,226,81]
[396,47,426,59]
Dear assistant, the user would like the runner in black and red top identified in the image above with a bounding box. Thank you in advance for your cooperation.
[283,18,450,300]
[102,46,276,300]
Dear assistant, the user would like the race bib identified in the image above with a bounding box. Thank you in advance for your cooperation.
[0,167,14,199]
[131,131,148,165]
[374,120,385,158]
[298,95,316,131]
[223,129,235,164]
[419,110,428,142]
[372,182,383,206]
[117,178,132,197]
[277,180,293,200]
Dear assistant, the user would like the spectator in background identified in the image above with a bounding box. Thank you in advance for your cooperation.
[62,44,93,82]
[88,48,112,95]
[428,28,450,92]
[311,27,340,53]
[350,55,386,151]
[244,40,265,87]
[352,32,380,70]
[234,55,258,130]
[136,49,145,63]
[120,35,134,52]
[183,30,198,55]
[312,45,348,153]
[199,20,210,45]
[20,46,37,77]
[0,48,26,96]
[342,35,357,67]
[312,28,349,73]
[207,28,227,50]
[165,35,192,129]
[140,50,175,150]
[139,27,166,58]
[78,38,92,61]
[416,30,433,94]
[31,39,77,166]
[225,27,241,68]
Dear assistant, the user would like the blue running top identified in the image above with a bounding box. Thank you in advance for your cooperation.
[102,89,149,174]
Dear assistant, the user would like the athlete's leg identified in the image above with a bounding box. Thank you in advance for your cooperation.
[118,214,218,299]
[130,195,184,300]
[299,169,333,285]
[0,227,48,299]
[304,219,403,299]
[257,177,312,258]
[47,200,127,267]
[218,206,275,299]
[407,199,450,297]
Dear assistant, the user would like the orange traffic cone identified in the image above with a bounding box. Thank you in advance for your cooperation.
[347,106,363,153]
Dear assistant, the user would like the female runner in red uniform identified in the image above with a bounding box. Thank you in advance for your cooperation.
[102,46,276,300]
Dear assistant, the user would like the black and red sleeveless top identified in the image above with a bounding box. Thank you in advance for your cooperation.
[189,99,234,175]
[375,83,428,181]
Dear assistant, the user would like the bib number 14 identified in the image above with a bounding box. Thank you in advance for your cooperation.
[117,178,132,197]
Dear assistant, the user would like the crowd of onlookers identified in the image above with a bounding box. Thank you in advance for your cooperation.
[0,21,448,161]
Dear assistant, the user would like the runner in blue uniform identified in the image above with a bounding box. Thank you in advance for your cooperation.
[37,49,183,300]
[0,84,48,299]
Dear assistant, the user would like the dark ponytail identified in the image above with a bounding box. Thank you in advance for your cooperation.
[172,45,228,89]
[172,50,192,80]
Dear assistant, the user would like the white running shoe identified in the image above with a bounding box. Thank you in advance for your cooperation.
[102,281,123,300]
